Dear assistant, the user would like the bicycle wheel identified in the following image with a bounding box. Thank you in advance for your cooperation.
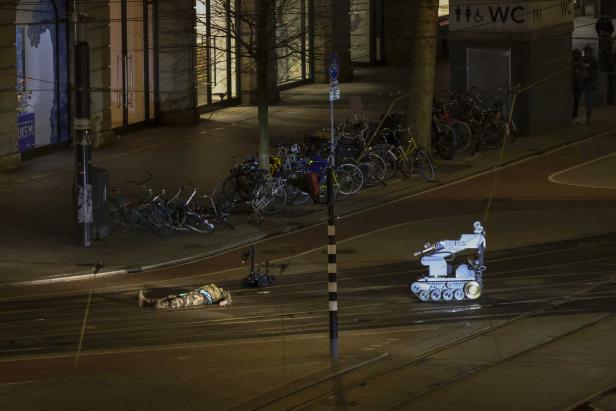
[285,184,311,205]
[479,121,502,149]
[372,147,397,179]
[252,179,287,215]
[451,120,472,152]
[397,146,412,178]
[414,149,435,181]
[434,125,455,160]
[334,166,356,196]
[143,203,173,235]
[359,153,386,186]
[211,179,235,215]
[337,163,364,194]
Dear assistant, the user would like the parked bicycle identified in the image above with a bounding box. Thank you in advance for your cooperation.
[396,128,435,181]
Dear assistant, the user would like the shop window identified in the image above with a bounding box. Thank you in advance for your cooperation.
[277,0,312,85]
[350,0,370,63]
[16,0,69,152]
[195,0,240,107]
[351,0,384,64]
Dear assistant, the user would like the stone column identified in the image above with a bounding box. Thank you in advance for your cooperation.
[238,0,280,106]
[157,0,198,124]
[0,2,19,172]
[313,0,352,83]
[81,1,115,147]
[382,0,412,64]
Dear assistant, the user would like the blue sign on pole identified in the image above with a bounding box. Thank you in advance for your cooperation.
[329,52,339,81]
[329,52,340,102]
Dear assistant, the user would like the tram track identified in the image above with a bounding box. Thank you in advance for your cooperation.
[2,289,614,361]
[1,274,612,339]
[0,242,613,314]
[238,277,616,411]
[0,239,614,359]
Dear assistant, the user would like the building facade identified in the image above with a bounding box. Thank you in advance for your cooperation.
[0,0,352,171]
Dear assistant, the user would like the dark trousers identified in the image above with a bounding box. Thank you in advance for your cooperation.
[572,81,593,121]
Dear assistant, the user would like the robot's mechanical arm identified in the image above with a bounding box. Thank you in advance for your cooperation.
[413,242,441,257]
[412,222,486,259]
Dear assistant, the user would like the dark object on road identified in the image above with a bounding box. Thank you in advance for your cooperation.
[241,245,275,288]
[410,221,486,301]
[138,283,231,309]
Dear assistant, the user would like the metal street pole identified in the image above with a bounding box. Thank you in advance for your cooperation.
[326,167,338,359]
[73,12,93,246]
[327,52,340,359]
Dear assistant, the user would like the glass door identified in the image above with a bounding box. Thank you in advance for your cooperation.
[196,0,240,108]
[351,0,384,64]
[111,0,154,128]
[276,0,312,86]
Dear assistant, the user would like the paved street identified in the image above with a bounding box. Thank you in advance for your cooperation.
[2,1,616,409]
[1,116,615,410]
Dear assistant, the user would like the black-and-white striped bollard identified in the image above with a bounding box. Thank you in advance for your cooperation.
[326,167,338,358]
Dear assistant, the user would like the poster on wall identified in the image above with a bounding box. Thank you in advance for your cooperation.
[15,0,69,153]
[18,112,36,152]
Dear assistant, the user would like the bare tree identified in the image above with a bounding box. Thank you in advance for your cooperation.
[197,0,308,171]
[407,0,439,149]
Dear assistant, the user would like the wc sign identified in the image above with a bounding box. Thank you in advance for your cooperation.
[449,0,573,32]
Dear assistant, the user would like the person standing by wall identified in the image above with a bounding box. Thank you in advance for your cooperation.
[581,45,599,124]
[572,48,586,125]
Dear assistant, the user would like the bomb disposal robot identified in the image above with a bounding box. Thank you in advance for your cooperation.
[410,221,486,301]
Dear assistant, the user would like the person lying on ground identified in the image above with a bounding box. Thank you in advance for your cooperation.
[138,283,232,309]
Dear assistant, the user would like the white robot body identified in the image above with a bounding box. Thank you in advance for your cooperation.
[410,222,487,301]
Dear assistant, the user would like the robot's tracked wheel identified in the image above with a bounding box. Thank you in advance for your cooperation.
[410,282,422,294]
[442,289,453,301]
[430,289,442,301]
[464,281,482,299]
[418,290,430,301]
[453,289,465,301]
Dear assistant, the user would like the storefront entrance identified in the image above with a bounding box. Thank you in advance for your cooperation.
[276,0,313,86]
[110,0,156,129]
[195,0,240,108]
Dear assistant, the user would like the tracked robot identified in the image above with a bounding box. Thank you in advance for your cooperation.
[410,221,486,301]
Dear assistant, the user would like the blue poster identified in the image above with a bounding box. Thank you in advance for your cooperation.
[18,112,35,152]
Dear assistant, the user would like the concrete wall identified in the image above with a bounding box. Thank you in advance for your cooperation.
[157,0,198,124]
[82,2,115,147]
[0,4,19,171]
[383,0,412,64]
[523,33,572,135]
[449,25,573,136]
[313,0,352,83]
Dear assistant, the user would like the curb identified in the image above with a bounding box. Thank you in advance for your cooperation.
[4,126,614,288]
